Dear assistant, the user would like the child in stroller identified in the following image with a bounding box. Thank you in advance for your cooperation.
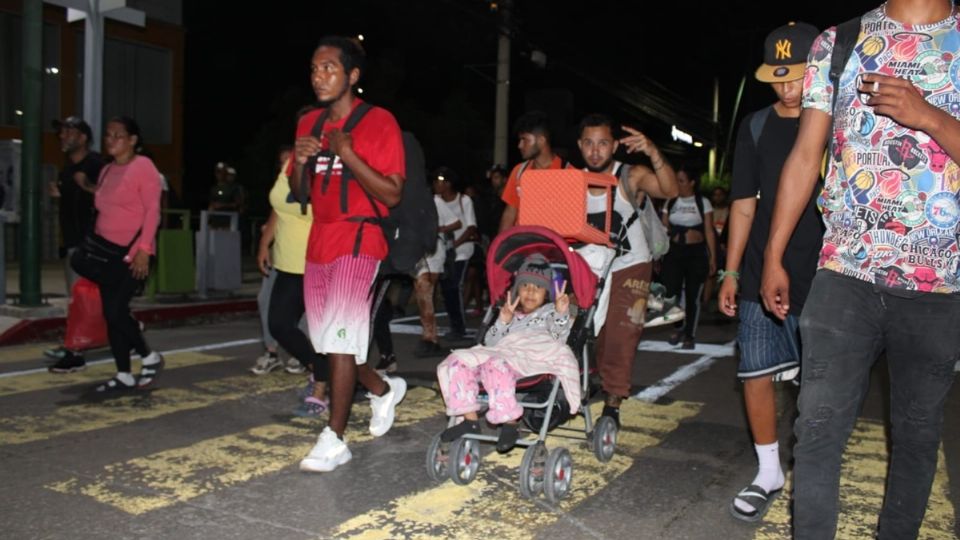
[436,253,581,453]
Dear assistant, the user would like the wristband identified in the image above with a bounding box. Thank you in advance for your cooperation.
[718,270,740,281]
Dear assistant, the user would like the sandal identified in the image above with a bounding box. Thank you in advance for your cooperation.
[137,353,165,388]
[729,484,781,522]
[95,377,137,393]
[293,396,329,418]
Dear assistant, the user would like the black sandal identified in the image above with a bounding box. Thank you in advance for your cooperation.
[137,354,165,388]
[95,377,137,393]
[441,419,481,442]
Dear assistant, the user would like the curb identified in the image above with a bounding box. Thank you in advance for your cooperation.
[0,299,257,346]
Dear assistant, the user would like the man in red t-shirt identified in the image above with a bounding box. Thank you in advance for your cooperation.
[497,111,570,233]
[288,36,408,473]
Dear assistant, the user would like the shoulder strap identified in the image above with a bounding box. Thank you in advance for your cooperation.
[695,194,705,219]
[338,102,375,213]
[517,159,532,179]
[749,106,772,148]
[830,16,862,115]
[299,109,330,215]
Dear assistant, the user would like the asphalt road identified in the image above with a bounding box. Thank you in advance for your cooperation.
[1,309,958,539]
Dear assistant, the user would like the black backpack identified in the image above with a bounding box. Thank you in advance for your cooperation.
[380,132,438,275]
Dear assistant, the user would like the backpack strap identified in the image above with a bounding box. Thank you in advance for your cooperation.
[829,16,862,116]
[749,106,772,148]
[299,108,329,215]
[337,102,375,213]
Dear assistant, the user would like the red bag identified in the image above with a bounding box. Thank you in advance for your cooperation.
[63,277,108,351]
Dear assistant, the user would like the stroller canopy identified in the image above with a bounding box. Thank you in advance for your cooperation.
[487,225,598,308]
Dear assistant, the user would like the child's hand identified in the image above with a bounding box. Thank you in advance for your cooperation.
[555,280,570,315]
[499,290,521,324]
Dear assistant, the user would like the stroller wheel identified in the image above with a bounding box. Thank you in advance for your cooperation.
[592,416,618,462]
[449,437,481,485]
[543,447,573,504]
[518,442,548,499]
[425,433,450,482]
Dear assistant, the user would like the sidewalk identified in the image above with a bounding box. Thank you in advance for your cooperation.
[1,258,263,346]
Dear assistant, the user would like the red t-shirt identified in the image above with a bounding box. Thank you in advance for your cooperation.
[500,155,570,208]
[290,100,405,264]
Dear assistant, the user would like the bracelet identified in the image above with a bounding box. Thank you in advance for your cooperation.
[718,270,740,281]
[651,158,665,170]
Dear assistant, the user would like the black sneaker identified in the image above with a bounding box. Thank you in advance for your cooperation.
[43,346,68,360]
[375,353,398,373]
[49,352,87,373]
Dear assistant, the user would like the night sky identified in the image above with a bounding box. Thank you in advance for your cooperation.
[182,0,871,217]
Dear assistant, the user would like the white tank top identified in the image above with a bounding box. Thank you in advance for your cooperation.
[584,162,650,266]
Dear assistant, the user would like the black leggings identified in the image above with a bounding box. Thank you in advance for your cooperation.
[372,277,394,357]
[100,259,149,373]
[660,242,709,339]
[267,270,328,380]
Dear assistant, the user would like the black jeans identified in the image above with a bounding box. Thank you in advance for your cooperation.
[794,270,960,539]
[660,242,709,339]
[268,270,328,379]
[439,259,468,335]
[100,258,149,373]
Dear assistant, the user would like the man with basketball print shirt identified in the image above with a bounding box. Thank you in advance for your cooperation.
[288,36,407,473]
[761,1,960,536]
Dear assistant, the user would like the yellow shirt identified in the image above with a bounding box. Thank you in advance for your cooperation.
[269,168,312,274]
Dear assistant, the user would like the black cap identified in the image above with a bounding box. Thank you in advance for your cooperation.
[755,22,819,83]
[52,116,94,140]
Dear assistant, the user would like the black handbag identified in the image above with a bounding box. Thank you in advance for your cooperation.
[70,233,135,285]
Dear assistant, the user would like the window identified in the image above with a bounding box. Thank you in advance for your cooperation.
[102,38,172,144]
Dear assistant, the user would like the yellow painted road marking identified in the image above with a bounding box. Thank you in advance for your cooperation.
[46,387,441,515]
[0,343,61,365]
[332,399,702,540]
[756,418,956,539]
[0,372,303,446]
[0,351,232,398]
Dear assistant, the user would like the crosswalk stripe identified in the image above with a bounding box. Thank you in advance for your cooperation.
[0,373,304,446]
[332,399,702,539]
[45,387,441,514]
[755,418,956,539]
[0,351,232,397]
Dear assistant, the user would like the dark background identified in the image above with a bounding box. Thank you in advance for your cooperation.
[182,0,871,218]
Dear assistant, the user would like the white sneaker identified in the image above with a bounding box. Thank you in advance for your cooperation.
[368,376,407,437]
[250,353,282,375]
[645,306,686,328]
[299,427,352,472]
[284,357,307,374]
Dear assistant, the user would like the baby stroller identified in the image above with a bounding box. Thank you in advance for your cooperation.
[425,224,619,504]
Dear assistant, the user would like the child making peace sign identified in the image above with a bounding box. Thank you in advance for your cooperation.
[436,254,581,453]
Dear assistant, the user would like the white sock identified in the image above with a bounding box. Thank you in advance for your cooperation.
[734,442,785,514]
[116,372,136,386]
[142,351,161,366]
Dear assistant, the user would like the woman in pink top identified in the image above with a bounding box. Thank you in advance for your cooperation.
[92,116,164,393]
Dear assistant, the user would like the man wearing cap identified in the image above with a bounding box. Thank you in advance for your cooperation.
[49,116,104,295]
[208,162,245,214]
[718,22,823,523]
[761,1,960,537]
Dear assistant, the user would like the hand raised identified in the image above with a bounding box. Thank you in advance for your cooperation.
[499,290,521,324]
[619,126,657,157]
[554,279,570,315]
[294,135,322,165]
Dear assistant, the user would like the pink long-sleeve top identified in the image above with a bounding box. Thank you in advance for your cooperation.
[94,155,162,259]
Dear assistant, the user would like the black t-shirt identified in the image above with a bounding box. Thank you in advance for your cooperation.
[58,152,104,250]
[730,107,823,315]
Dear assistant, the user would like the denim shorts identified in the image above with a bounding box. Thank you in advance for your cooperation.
[736,300,800,379]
